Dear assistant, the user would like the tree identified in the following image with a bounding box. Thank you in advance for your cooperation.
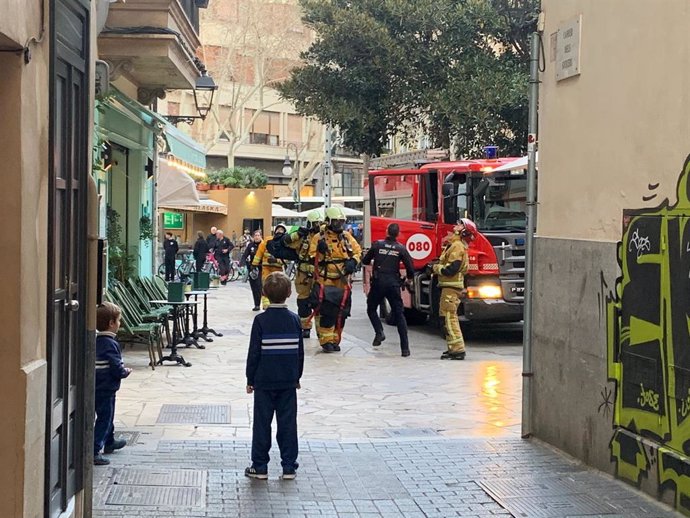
[279,0,539,159]
[195,0,313,166]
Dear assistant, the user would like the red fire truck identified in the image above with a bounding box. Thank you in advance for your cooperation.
[363,153,527,326]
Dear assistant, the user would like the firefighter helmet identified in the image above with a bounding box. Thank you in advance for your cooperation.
[273,223,287,236]
[307,209,324,231]
[325,206,346,232]
[457,218,478,241]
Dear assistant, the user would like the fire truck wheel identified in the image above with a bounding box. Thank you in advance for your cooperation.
[404,308,427,326]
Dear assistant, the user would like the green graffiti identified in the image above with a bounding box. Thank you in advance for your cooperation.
[607,156,690,514]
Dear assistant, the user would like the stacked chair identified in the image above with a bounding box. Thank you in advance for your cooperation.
[105,277,172,370]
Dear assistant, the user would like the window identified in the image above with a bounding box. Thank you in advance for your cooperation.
[286,114,303,145]
[245,109,280,146]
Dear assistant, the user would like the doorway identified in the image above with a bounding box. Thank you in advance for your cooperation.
[46,0,91,516]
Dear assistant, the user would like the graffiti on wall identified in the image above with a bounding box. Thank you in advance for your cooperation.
[607,156,690,514]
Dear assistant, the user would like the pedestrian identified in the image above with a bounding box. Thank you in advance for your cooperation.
[231,230,238,246]
[431,218,476,360]
[163,231,178,281]
[309,206,362,353]
[242,228,251,247]
[206,226,218,253]
[193,230,209,273]
[94,302,131,466]
[282,209,324,338]
[251,224,287,309]
[241,230,264,311]
[215,230,234,285]
[362,223,415,357]
[245,272,304,480]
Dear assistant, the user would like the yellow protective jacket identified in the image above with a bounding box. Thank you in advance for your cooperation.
[309,230,362,281]
[284,230,316,275]
[251,238,283,271]
[433,234,469,288]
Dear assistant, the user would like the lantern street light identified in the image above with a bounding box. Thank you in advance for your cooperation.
[282,142,301,213]
[165,71,218,126]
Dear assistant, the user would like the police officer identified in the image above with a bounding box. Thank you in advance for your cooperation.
[309,206,362,353]
[431,218,477,360]
[163,232,178,282]
[283,210,323,338]
[362,223,415,357]
[241,230,263,311]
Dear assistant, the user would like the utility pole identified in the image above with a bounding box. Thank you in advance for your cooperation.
[522,30,540,439]
[323,124,333,209]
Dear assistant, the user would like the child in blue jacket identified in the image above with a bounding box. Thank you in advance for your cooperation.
[245,272,304,480]
[94,302,131,465]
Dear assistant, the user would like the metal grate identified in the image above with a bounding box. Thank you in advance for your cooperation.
[499,494,617,517]
[479,479,618,517]
[106,486,202,507]
[157,404,231,424]
[113,431,141,445]
[114,469,204,487]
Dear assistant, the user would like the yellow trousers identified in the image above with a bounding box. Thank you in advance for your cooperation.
[315,278,349,346]
[295,270,314,330]
[439,287,465,353]
[260,266,283,309]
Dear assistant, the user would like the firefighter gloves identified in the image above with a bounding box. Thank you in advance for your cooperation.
[344,258,357,275]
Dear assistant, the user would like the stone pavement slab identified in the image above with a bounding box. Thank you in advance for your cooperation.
[93,437,678,517]
[94,281,679,516]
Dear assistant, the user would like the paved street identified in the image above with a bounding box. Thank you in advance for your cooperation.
[93,280,678,517]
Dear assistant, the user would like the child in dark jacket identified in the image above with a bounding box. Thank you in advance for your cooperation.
[245,272,304,480]
[94,302,131,466]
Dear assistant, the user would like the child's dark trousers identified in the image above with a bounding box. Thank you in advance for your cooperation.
[94,390,116,455]
[251,388,298,472]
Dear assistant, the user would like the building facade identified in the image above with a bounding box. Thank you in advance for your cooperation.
[532,1,690,513]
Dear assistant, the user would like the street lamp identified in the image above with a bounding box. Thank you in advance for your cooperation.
[165,71,218,126]
[282,142,301,213]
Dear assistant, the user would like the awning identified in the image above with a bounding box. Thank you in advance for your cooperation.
[158,160,227,215]
[163,123,207,169]
[272,204,301,218]
[294,204,363,218]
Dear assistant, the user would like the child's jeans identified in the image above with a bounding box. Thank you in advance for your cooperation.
[251,388,298,472]
[94,390,116,455]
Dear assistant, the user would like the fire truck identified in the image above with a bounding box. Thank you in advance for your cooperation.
[363,149,527,326]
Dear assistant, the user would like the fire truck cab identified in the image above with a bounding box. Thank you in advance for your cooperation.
[364,153,527,325]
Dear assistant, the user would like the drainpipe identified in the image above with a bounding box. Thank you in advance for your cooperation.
[521,31,540,439]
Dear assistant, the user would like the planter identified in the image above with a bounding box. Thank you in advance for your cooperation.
[196,182,210,191]
[210,277,221,287]
[210,184,225,190]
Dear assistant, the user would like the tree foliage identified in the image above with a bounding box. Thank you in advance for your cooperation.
[279,0,539,158]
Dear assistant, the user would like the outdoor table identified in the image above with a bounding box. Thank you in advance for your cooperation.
[196,287,223,338]
[184,290,218,343]
[150,300,198,367]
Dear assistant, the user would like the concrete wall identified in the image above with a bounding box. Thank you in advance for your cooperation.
[534,1,690,513]
[0,3,50,516]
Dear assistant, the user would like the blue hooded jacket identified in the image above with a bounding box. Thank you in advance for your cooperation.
[95,332,130,392]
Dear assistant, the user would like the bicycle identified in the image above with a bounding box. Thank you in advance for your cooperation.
[158,252,196,281]
[201,252,219,276]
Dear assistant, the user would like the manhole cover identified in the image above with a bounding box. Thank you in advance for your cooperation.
[491,494,616,517]
[113,431,141,445]
[114,469,204,487]
[157,404,230,424]
[106,486,202,507]
[479,477,580,498]
[384,428,439,437]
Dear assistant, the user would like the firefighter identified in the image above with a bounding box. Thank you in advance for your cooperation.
[282,209,324,338]
[309,206,362,353]
[252,224,287,309]
[431,218,477,360]
[362,223,415,357]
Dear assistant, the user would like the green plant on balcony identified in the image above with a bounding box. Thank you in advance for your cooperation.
[106,207,137,283]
